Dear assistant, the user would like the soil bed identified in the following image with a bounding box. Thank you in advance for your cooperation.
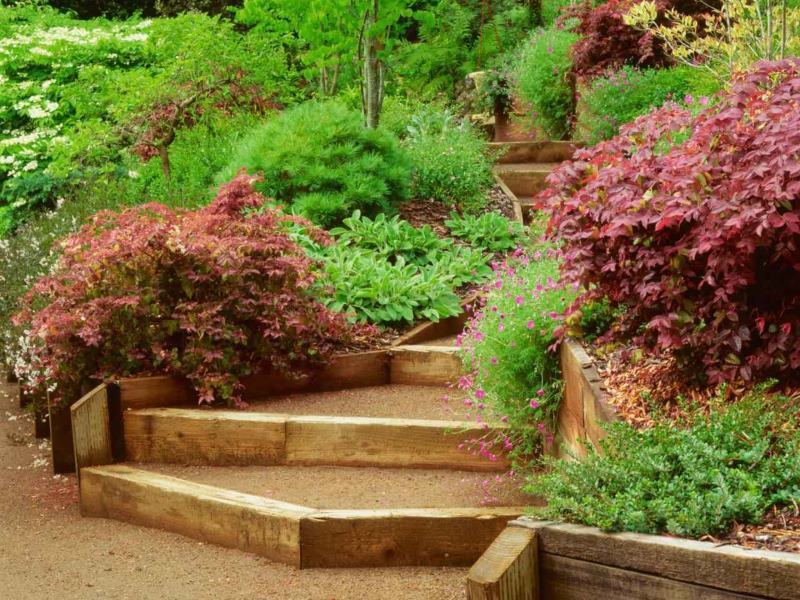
[242,384,465,421]
[136,463,535,510]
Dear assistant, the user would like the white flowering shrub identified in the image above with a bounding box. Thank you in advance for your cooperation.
[0,6,297,234]
[0,8,153,229]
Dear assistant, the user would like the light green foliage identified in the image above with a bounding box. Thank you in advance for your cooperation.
[578,65,722,144]
[377,95,438,138]
[312,211,493,326]
[217,101,411,228]
[445,211,526,253]
[122,111,263,206]
[317,246,464,325]
[391,0,474,99]
[515,27,580,140]
[542,0,574,25]
[460,245,575,460]
[329,211,444,266]
[402,107,493,211]
[534,388,800,537]
[392,0,529,101]
[237,0,358,95]
[0,6,296,232]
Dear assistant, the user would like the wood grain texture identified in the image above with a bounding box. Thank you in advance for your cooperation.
[492,164,557,198]
[71,384,113,477]
[80,465,311,567]
[124,409,508,470]
[118,375,194,410]
[124,408,287,466]
[49,396,75,474]
[514,520,800,600]
[467,526,538,600]
[391,294,479,347]
[118,351,391,411]
[300,507,525,568]
[539,553,756,600]
[556,339,616,457]
[285,415,509,471]
[489,141,577,164]
[390,345,463,385]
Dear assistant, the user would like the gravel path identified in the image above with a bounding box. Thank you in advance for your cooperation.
[0,382,469,600]
[243,384,466,421]
[140,463,534,510]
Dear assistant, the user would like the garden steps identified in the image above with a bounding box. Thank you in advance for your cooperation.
[79,464,526,568]
[492,163,559,198]
[73,352,530,569]
[122,407,510,471]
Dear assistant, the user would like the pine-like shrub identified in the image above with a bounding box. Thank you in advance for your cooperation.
[13,172,367,407]
[545,59,800,384]
[217,101,411,228]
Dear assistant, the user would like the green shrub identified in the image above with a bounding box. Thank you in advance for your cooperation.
[0,7,296,231]
[577,65,722,144]
[217,101,411,228]
[123,110,263,206]
[516,28,580,140]
[542,0,573,25]
[311,211,493,327]
[534,388,800,537]
[403,112,493,212]
[445,211,526,253]
[459,247,575,461]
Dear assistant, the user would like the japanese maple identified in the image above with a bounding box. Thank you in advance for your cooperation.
[14,172,370,407]
[545,59,800,383]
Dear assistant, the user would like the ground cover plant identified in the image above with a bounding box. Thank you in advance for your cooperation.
[217,101,411,228]
[445,211,526,253]
[13,173,370,408]
[545,58,800,385]
[534,386,800,537]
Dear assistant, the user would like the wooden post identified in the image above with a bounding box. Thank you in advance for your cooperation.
[467,527,539,600]
[49,395,75,474]
[71,384,115,481]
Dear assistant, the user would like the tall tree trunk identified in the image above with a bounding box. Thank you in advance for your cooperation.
[363,0,384,129]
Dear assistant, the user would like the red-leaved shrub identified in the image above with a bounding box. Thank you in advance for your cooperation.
[544,59,800,384]
[13,172,369,406]
[565,0,710,80]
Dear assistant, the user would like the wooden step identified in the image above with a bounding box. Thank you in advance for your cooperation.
[124,408,509,471]
[489,141,578,164]
[117,346,463,410]
[80,464,526,568]
[493,163,559,198]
